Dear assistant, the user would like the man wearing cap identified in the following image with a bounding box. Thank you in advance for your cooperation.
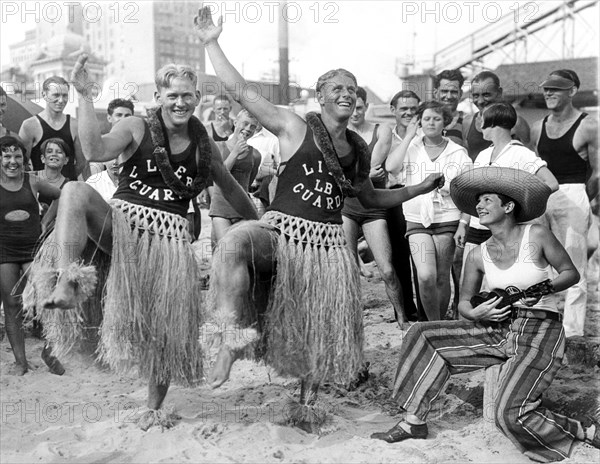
[371,166,600,461]
[531,69,598,339]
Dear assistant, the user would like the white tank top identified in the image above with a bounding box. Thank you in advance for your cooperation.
[481,225,558,312]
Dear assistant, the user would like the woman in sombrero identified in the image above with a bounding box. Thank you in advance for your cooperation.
[371,166,599,462]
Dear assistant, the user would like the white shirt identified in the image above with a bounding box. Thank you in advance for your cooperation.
[470,141,547,230]
[86,170,117,202]
[248,128,280,177]
[400,137,472,225]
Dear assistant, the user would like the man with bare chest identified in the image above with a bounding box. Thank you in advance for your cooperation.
[531,69,598,339]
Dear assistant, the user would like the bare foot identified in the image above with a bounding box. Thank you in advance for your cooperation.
[42,277,78,310]
[207,345,235,389]
[10,362,28,376]
[137,409,179,431]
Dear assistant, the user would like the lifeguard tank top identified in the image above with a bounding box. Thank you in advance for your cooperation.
[537,113,588,184]
[113,121,198,217]
[30,115,77,180]
[267,125,357,224]
[481,225,557,312]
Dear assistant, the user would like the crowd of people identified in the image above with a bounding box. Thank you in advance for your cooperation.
[0,5,598,461]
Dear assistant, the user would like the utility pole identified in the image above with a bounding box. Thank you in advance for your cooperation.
[278,1,289,105]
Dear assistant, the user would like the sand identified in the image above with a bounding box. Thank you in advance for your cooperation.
[1,210,599,464]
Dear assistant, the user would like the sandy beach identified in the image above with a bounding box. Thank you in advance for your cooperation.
[1,209,599,464]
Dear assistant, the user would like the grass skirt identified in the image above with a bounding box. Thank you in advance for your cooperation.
[212,210,363,384]
[23,199,203,386]
[99,200,203,385]
[23,238,109,359]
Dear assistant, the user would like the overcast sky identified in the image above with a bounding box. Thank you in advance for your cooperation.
[1,1,598,101]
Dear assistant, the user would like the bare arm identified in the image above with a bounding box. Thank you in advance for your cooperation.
[512,116,531,149]
[535,166,559,193]
[29,173,61,201]
[194,7,303,149]
[70,119,90,178]
[356,172,444,209]
[70,54,134,162]
[18,117,38,167]
[533,225,580,292]
[458,247,511,322]
[530,120,543,155]
[249,148,261,185]
[370,125,392,167]
[582,117,599,200]
[385,116,419,176]
[209,138,259,220]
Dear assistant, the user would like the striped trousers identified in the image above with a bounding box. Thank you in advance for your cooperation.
[392,319,580,462]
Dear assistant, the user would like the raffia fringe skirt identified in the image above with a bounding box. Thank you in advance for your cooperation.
[210,210,363,384]
[24,199,204,386]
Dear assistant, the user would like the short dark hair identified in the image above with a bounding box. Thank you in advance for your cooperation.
[42,76,69,91]
[472,71,501,89]
[356,86,367,103]
[107,98,134,115]
[481,102,517,130]
[0,135,28,160]
[433,69,464,89]
[40,137,72,161]
[390,90,420,107]
[549,69,580,88]
[0,85,6,98]
[477,192,521,218]
[417,101,453,126]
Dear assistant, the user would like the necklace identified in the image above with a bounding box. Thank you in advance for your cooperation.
[423,137,446,148]
[305,112,371,198]
[146,107,211,200]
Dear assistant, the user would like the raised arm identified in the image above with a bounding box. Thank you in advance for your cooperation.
[385,116,418,175]
[69,119,90,178]
[70,54,134,162]
[193,7,302,141]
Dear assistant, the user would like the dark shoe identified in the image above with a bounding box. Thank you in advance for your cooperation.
[371,422,428,443]
[41,345,65,376]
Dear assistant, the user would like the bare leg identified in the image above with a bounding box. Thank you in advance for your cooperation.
[210,216,233,252]
[409,234,440,321]
[433,233,456,319]
[363,219,406,324]
[207,221,277,388]
[1,263,28,374]
[42,182,113,309]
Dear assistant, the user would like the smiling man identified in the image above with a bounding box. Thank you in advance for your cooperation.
[433,69,466,147]
[19,76,86,180]
[193,6,443,432]
[462,71,531,161]
[531,69,598,339]
[24,55,258,431]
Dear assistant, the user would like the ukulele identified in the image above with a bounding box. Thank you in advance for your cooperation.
[470,279,554,308]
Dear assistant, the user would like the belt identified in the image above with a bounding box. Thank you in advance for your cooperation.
[511,308,562,322]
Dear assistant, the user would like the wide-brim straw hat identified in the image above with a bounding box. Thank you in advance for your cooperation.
[450,166,552,223]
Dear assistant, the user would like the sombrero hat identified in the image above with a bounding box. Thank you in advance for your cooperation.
[450,166,552,222]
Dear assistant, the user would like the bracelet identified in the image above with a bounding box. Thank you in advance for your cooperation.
[459,219,469,226]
